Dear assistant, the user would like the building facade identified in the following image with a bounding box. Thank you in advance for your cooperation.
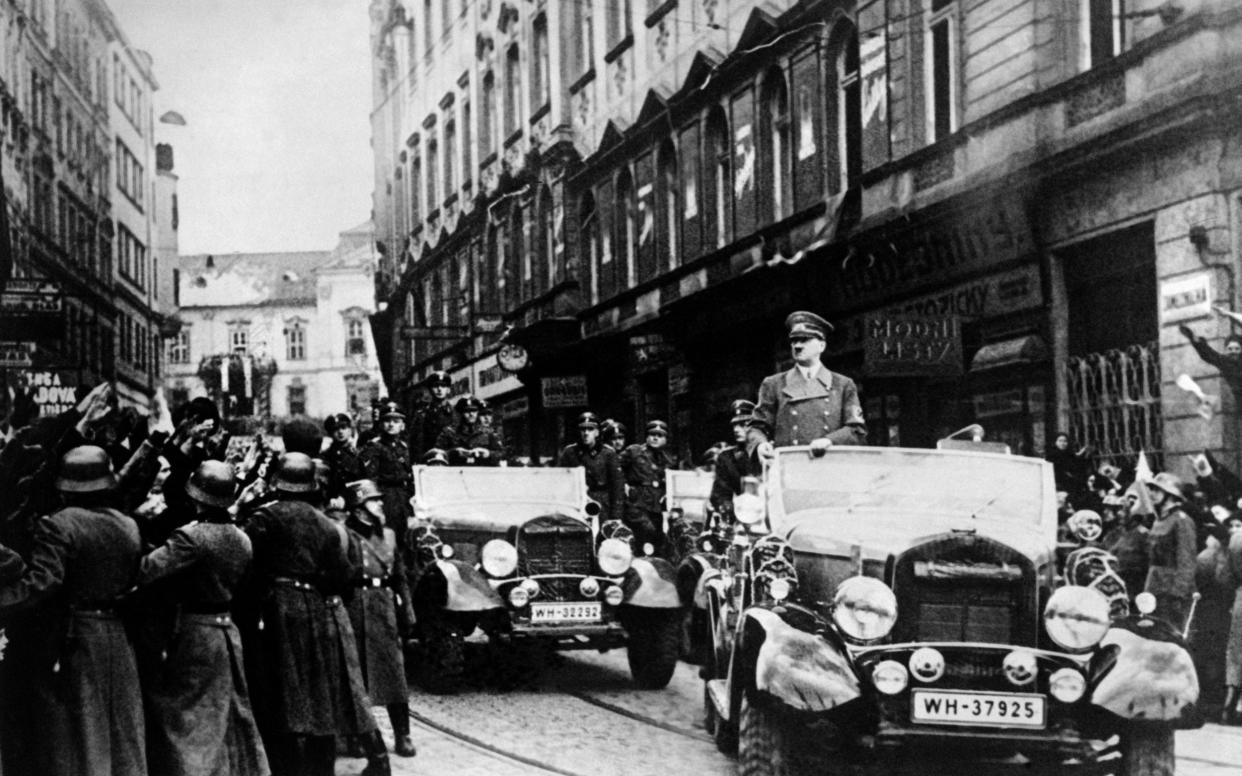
[370,0,1242,478]
[167,222,387,427]
[1,0,173,414]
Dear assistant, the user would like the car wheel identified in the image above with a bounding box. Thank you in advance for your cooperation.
[714,706,738,757]
[419,621,465,694]
[627,613,681,689]
[682,607,708,665]
[1120,723,1175,776]
[739,695,822,776]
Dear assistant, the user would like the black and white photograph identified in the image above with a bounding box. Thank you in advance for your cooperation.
[1,0,1241,774]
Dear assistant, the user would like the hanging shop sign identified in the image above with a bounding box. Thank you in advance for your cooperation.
[863,314,963,377]
[1159,272,1212,323]
[629,334,680,374]
[6,369,80,416]
[541,375,589,409]
[0,342,34,367]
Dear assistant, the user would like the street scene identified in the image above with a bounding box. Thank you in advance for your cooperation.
[4,1,1242,775]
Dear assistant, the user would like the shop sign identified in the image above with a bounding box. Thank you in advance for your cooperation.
[500,396,529,419]
[973,389,1025,419]
[541,375,588,409]
[475,353,523,401]
[629,334,679,374]
[7,369,79,416]
[827,265,1041,355]
[1,279,62,316]
[0,342,34,367]
[1159,272,1212,323]
[863,314,963,377]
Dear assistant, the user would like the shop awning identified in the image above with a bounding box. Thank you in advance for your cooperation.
[969,335,1048,372]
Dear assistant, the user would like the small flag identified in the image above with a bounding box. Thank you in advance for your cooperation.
[1175,373,1218,421]
[1213,305,1242,328]
[1130,451,1157,517]
[1191,453,1213,479]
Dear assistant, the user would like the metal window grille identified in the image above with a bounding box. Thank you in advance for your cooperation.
[1063,341,1162,471]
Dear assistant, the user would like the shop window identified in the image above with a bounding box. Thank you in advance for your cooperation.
[926,0,958,143]
[656,139,679,270]
[704,106,730,250]
[1083,0,1126,70]
[760,67,793,223]
[865,394,901,447]
[837,23,862,188]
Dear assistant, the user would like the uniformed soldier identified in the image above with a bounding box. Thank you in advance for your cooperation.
[360,400,414,531]
[619,420,681,555]
[754,311,867,449]
[710,400,768,522]
[557,411,625,522]
[478,400,507,460]
[343,480,417,758]
[435,396,504,466]
[323,413,364,503]
[411,371,456,457]
[601,419,629,454]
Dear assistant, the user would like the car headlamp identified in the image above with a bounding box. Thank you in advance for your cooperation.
[597,538,633,575]
[767,577,792,602]
[604,585,624,606]
[909,647,945,683]
[872,660,909,695]
[508,586,529,608]
[1003,650,1038,686]
[439,543,454,559]
[481,539,519,578]
[1049,667,1086,703]
[579,577,600,598]
[1043,586,1111,652]
[521,578,541,598]
[733,492,765,526]
[831,576,898,642]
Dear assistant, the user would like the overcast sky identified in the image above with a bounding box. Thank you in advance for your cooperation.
[109,0,374,255]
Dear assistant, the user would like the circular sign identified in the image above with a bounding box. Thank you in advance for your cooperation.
[498,343,529,372]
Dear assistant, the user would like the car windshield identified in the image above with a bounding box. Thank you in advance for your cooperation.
[415,466,585,506]
[778,447,1049,527]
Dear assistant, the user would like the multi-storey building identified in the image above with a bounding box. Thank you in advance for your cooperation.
[370,0,1242,478]
[167,222,386,427]
[0,0,172,414]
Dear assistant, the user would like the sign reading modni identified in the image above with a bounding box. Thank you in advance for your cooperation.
[864,315,963,377]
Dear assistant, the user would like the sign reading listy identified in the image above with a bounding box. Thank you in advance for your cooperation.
[864,314,963,377]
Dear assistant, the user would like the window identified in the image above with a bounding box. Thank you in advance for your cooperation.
[117,226,147,290]
[427,139,439,208]
[482,72,496,157]
[504,45,521,137]
[1084,0,1126,69]
[442,0,451,36]
[347,318,367,356]
[536,186,554,290]
[574,0,595,75]
[286,322,306,361]
[838,24,862,188]
[168,329,190,364]
[615,168,635,287]
[532,15,550,111]
[444,119,456,194]
[760,68,793,223]
[230,326,249,355]
[605,0,631,49]
[926,0,958,143]
[507,204,524,308]
[288,384,307,416]
[656,140,679,270]
[579,194,599,304]
[705,107,731,250]
[411,154,423,224]
[461,99,472,185]
[424,0,434,58]
[115,140,145,208]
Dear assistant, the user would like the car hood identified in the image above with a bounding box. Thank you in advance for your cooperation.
[783,508,1054,567]
[427,501,588,534]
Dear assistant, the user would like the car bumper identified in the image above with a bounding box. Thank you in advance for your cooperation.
[505,620,629,650]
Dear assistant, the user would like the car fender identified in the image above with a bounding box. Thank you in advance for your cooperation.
[1090,621,1199,723]
[736,605,860,714]
[412,559,505,614]
[621,556,683,609]
[676,552,722,611]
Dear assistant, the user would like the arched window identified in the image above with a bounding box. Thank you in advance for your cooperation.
[704,106,730,250]
[506,204,524,309]
[760,67,792,223]
[537,185,555,290]
[481,72,496,157]
[615,168,635,288]
[427,139,439,208]
[656,139,679,270]
[836,22,862,189]
[579,193,599,304]
[504,45,521,137]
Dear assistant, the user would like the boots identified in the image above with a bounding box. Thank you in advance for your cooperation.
[359,730,392,776]
[388,703,417,757]
[1223,685,1242,725]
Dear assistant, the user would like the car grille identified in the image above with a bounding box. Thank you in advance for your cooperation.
[534,576,585,602]
[517,515,593,577]
[893,534,1037,646]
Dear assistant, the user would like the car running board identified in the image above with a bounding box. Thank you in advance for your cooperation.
[707,678,730,723]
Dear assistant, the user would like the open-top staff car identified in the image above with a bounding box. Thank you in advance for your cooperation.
[406,465,684,692]
[700,445,1201,776]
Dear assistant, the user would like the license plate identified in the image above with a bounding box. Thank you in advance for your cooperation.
[910,690,1046,728]
[529,602,602,623]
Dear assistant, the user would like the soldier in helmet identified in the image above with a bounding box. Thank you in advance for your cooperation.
[557,411,624,522]
[360,400,414,530]
[619,420,682,555]
[136,460,268,776]
[412,371,456,458]
[0,446,147,776]
[435,396,504,466]
[710,400,769,523]
[601,419,629,454]
[342,479,417,758]
[323,413,364,503]
[1143,471,1199,630]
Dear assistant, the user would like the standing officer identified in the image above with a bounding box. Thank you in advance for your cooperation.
[360,400,414,530]
[0,446,147,776]
[602,419,629,454]
[412,371,456,457]
[343,480,417,758]
[754,311,867,449]
[557,412,625,522]
[324,413,364,504]
[435,396,504,466]
[620,420,681,555]
[711,400,767,522]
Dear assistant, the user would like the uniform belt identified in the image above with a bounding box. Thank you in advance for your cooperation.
[356,577,390,588]
[272,576,316,591]
[183,602,232,614]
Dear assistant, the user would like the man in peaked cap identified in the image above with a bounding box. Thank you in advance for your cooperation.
[323,413,364,504]
[411,371,456,458]
[360,400,413,529]
[557,411,624,522]
[754,311,867,449]
[619,420,682,556]
[710,399,767,522]
[435,396,504,465]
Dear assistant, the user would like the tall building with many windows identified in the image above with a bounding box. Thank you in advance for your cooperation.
[370,0,1242,478]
